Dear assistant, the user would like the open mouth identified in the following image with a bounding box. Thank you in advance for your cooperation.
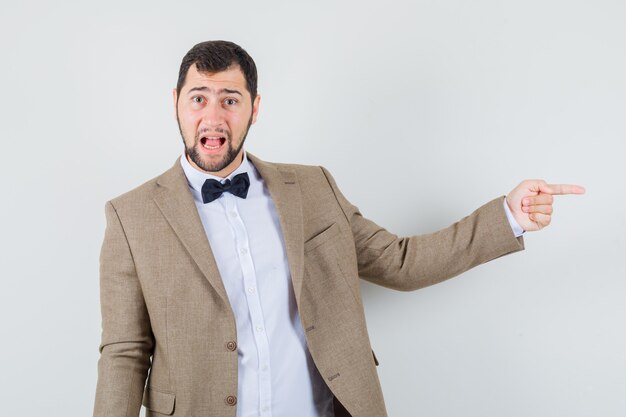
[200,136,226,150]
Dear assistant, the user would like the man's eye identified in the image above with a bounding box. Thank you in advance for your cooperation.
[192,96,204,103]
[224,98,237,105]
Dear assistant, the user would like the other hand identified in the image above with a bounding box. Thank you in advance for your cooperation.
[506,180,586,232]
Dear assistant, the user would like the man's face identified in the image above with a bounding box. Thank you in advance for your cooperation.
[174,63,260,177]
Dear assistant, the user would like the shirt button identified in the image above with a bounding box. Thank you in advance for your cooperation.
[256,326,264,332]
[240,247,248,255]
[262,406,269,412]
[229,211,237,218]
[261,364,268,371]
[247,287,255,294]
[225,395,237,406]
[226,341,237,351]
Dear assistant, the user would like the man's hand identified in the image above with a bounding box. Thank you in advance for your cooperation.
[506,180,586,232]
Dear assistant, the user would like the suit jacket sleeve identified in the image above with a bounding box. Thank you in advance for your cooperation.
[320,166,525,291]
[93,201,154,417]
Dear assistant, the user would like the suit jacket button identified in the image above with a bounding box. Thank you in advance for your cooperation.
[226,341,237,351]
[225,395,237,406]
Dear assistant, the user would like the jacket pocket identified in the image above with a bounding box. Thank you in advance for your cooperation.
[304,222,341,253]
[142,386,176,415]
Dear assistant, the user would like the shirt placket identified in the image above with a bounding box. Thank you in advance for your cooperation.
[222,193,274,417]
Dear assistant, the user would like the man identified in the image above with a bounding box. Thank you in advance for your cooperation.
[93,40,585,417]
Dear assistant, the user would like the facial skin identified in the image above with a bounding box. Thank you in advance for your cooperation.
[173,63,261,178]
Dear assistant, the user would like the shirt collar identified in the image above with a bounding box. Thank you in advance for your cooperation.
[180,149,253,198]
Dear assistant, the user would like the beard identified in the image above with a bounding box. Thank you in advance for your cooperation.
[177,113,253,173]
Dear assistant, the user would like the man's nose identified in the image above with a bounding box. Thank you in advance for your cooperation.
[201,100,225,125]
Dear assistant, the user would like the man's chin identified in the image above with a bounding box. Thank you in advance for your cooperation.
[188,147,233,173]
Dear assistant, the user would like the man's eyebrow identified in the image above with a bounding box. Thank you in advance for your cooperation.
[186,86,243,96]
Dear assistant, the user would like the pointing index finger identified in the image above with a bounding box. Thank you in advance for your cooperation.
[545,183,586,195]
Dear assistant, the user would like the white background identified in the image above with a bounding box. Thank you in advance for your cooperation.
[1,1,624,416]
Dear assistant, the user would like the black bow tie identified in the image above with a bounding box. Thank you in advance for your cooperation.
[201,172,250,204]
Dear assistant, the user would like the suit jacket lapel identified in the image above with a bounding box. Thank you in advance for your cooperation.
[152,153,305,305]
[247,152,305,302]
[152,156,230,304]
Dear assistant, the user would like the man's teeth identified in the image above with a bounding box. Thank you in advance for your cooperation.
[202,137,223,149]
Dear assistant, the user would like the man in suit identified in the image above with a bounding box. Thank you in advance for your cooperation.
[93,40,585,417]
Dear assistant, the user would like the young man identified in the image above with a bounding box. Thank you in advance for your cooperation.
[93,40,585,417]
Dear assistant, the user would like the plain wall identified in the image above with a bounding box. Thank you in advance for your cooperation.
[1,1,624,416]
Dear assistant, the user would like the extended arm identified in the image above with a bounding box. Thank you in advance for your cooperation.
[321,167,525,291]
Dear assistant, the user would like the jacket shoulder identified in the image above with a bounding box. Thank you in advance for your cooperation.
[108,178,158,209]
[257,158,329,182]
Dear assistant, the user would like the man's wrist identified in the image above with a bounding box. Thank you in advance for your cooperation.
[503,197,525,237]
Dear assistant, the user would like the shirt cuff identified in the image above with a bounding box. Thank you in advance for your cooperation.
[503,197,525,237]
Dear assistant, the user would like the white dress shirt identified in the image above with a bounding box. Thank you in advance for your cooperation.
[180,150,524,417]
[180,151,335,417]
[503,199,525,237]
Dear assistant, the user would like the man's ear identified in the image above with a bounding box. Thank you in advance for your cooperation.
[172,88,178,120]
[251,94,261,125]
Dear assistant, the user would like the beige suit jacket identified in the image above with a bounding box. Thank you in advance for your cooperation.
[93,153,525,417]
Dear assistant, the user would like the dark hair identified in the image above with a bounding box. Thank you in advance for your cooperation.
[177,40,258,103]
